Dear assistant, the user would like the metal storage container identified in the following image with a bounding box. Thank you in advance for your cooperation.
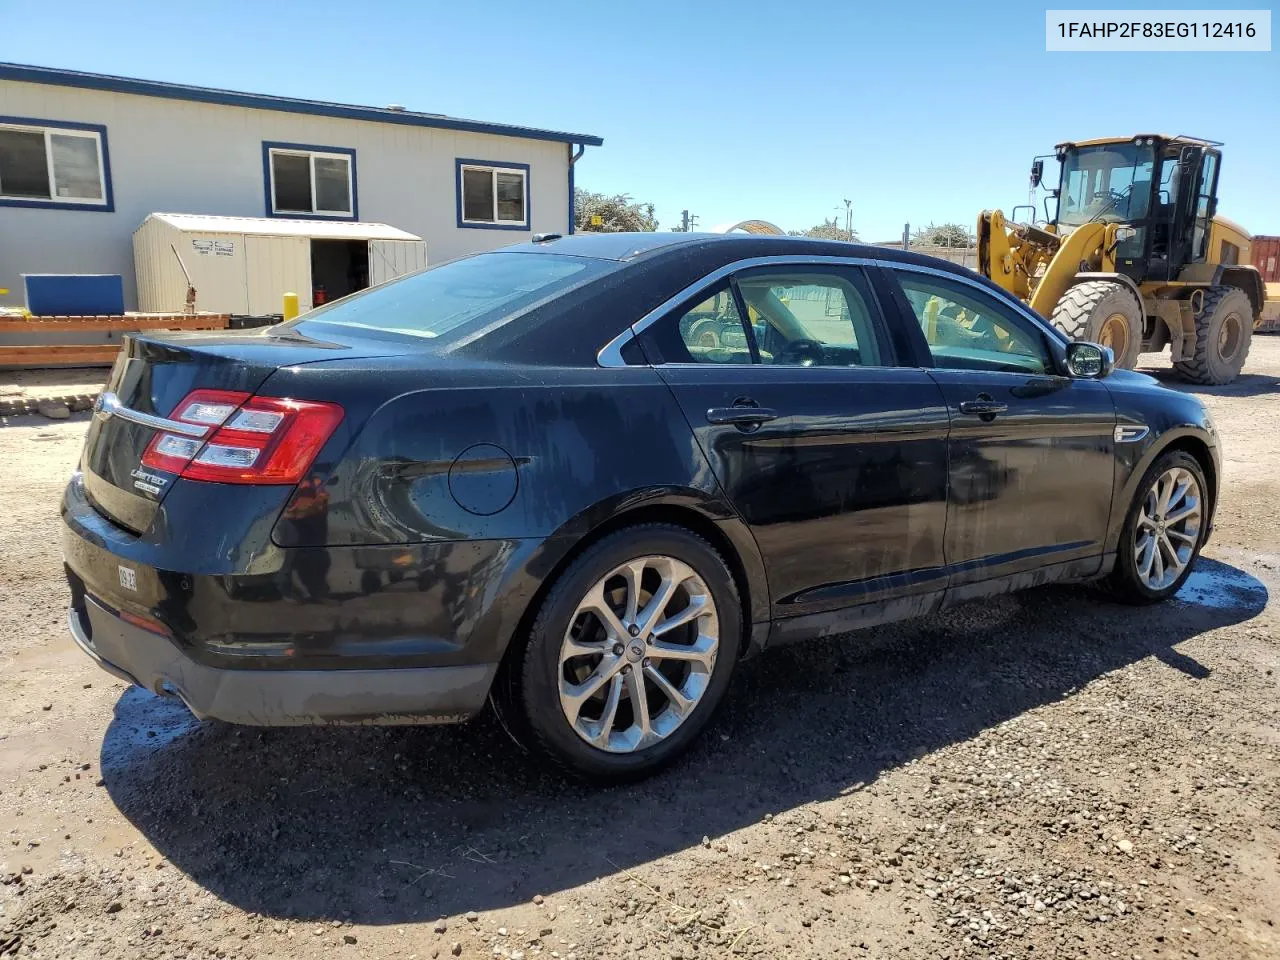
[132,213,427,315]
[1253,235,1280,284]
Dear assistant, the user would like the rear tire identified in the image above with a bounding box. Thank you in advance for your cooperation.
[1172,285,1253,385]
[508,524,742,782]
[1104,450,1208,604]
[1050,281,1144,370]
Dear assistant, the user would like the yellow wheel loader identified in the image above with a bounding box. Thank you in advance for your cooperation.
[977,135,1270,385]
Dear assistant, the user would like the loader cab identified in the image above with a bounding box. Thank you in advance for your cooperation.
[1052,135,1221,284]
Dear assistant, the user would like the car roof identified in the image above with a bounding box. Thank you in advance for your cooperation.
[503,231,974,275]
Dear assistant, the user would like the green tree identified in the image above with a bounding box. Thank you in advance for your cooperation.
[788,217,859,242]
[574,189,658,232]
[911,222,973,247]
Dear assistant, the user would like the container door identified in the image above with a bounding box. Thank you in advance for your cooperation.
[245,235,311,315]
[369,240,428,286]
[1256,237,1280,283]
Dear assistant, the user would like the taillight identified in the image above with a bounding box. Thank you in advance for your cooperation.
[140,389,249,473]
[141,389,343,485]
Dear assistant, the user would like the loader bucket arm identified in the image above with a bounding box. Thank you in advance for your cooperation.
[1027,221,1109,318]
[977,210,1029,301]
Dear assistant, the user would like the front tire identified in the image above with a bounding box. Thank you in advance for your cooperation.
[1105,450,1208,604]
[1050,281,1144,370]
[511,524,742,781]
[1172,285,1253,385]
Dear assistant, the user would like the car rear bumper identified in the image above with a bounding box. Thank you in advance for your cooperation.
[62,467,548,665]
[68,594,496,725]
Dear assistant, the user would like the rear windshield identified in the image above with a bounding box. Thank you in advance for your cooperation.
[288,252,610,340]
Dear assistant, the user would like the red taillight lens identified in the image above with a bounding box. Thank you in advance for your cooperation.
[141,389,250,473]
[141,390,343,485]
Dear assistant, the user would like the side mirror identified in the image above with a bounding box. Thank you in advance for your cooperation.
[1065,341,1114,379]
[1030,159,1044,188]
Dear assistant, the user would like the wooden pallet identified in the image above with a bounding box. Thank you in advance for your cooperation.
[0,314,231,367]
[0,344,122,366]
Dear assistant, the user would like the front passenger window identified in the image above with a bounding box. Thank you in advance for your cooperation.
[896,273,1051,375]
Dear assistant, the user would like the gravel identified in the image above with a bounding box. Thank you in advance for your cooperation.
[2,343,1279,959]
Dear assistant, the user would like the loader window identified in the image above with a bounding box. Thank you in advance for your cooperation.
[894,272,1050,375]
[1058,143,1154,227]
[1192,152,1218,261]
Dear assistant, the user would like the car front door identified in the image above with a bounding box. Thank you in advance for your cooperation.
[640,263,951,633]
[880,266,1117,595]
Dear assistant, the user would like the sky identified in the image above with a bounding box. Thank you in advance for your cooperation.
[5,0,1277,240]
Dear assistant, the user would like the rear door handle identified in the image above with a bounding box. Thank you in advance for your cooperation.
[958,399,1008,417]
[706,406,779,426]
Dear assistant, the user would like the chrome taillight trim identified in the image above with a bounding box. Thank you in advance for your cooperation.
[96,391,210,438]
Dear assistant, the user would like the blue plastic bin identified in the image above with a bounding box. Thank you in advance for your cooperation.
[23,274,126,316]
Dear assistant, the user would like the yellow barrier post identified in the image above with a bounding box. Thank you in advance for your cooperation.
[282,292,299,321]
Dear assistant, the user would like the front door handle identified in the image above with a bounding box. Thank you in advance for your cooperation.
[706,406,779,427]
[958,398,1009,417]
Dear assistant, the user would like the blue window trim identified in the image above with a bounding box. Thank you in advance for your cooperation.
[0,63,602,147]
[0,115,114,212]
[456,158,531,231]
[262,141,358,221]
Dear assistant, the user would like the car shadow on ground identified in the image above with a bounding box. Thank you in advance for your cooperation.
[1141,366,1280,398]
[100,557,1268,924]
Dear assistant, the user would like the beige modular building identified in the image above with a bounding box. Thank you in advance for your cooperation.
[0,63,602,312]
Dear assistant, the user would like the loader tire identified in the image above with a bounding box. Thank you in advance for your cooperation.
[1171,285,1253,386]
[1049,281,1143,370]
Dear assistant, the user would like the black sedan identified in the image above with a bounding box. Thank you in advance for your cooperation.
[62,233,1218,780]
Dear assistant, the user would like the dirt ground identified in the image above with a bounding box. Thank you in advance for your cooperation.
[2,341,1279,960]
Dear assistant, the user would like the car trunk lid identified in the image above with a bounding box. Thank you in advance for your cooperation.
[81,325,394,533]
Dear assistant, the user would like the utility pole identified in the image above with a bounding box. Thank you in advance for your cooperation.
[842,198,853,239]
[676,209,699,233]
[902,222,910,250]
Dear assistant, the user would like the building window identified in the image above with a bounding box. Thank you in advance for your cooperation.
[456,159,529,229]
[0,117,111,210]
[263,142,356,219]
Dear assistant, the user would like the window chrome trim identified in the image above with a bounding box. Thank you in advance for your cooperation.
[596,254,1064,368]
[95,391,209,438]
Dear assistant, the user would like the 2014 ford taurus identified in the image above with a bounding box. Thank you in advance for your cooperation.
[62,233,1218,780]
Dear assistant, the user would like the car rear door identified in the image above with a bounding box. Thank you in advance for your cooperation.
[877,265,1117,595]
[641,262,951,630]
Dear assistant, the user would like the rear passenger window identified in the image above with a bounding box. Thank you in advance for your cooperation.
[894,272,1051,374]
[735,271,882,367]
[642,265,889,367]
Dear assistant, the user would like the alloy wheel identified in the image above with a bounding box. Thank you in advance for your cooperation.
[558,555,719,753]
[1134,466,1202,591]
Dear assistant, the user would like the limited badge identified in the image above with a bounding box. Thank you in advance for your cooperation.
[118,565,137,592]
[130,468,167,496]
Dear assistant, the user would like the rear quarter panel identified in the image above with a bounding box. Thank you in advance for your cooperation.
[269,360,732,547]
